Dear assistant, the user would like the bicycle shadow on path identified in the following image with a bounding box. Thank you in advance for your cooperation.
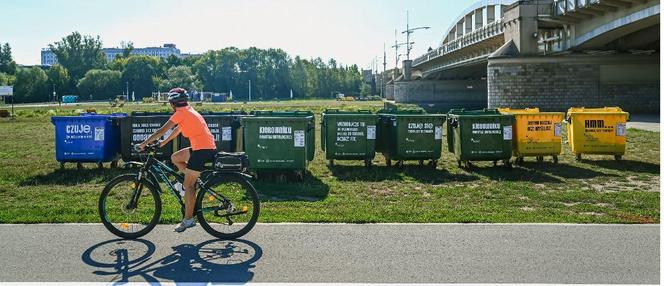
[81,238,262,283]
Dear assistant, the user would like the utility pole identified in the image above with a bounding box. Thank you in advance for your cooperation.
[248,79,252,102]
[391,29,413,71]
[381,43,387,98]
[126,82,129,98]
[402,10,430,60]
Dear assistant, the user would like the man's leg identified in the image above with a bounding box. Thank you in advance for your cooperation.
[171,148,191,173]
[183,169,201,220]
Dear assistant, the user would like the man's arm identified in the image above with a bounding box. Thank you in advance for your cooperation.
[159,126,181,148]
[139,120,177,149]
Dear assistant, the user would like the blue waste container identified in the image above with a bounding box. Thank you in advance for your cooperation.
[51,113,127,169]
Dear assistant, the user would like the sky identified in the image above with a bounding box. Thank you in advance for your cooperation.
[2,0,488,69]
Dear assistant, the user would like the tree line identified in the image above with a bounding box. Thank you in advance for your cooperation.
[0,32,367,103]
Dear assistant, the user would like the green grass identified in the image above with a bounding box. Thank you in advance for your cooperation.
[0,100,659,224]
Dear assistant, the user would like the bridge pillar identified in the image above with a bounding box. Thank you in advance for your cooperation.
[487,54,660,113]
[502,0,547,55]
[402,60,413,81]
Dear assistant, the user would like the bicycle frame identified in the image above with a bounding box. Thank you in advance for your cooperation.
[127,151,234,218]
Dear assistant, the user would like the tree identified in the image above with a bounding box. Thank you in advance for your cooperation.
[122,55,160,99]
[360,83,372,98]
[13,67,48,103]
[76,69,122,100]
[0,72,15,86]
[46,65,70,96]
[195,48,241,93]
[120,41,134,58]
[0,43,17,75]
[159,66,201,91]
[49,32,106,83]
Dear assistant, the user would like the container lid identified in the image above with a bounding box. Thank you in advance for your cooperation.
[250,110,314,117]
[448,108,501,116]
[131,111,173,116]
[200,111,247,116]
[497,108,541,114]
[378,108,426,114]
[241,115,313,122]
[567,107,626,114]
[323,109,374,115]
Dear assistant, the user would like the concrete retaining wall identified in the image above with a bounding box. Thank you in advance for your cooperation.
[393,79,487,110]
[487,55,659,112]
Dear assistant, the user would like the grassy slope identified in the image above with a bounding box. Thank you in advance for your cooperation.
[0,100,659,223]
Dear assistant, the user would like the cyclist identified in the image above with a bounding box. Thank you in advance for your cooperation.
[138,87,216,232]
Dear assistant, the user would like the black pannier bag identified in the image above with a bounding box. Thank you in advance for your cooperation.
[214,152,248,171]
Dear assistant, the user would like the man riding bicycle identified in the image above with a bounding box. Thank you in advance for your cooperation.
[138,87,216,232]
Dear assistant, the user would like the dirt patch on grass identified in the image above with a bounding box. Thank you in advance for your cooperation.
[585,175,660,192]
[616,212,658,223]
[625,175,660,192]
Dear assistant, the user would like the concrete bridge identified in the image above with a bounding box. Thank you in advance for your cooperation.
[388,0,660,113]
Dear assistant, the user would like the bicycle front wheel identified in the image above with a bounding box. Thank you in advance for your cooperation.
[99,174,162,239]
[196,173,260,239]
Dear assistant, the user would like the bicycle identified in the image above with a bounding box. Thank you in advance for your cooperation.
[98,143,260,239]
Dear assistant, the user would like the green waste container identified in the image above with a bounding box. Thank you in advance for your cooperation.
[321,109,378,167]
[377,110,446,168]
[249,111,315,161]
[118,112,176,162]
[178,111,245,152]
[241,111,315,178]
[447,109,515,168]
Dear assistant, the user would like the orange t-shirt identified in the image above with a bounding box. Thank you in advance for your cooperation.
[169,106,216,151]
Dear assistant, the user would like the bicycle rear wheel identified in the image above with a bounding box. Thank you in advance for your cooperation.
[99,174,162,239]
[196,173,260,239]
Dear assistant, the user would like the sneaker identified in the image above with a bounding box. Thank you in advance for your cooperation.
[175,218,196,232]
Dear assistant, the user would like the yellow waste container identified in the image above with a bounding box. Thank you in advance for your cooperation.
[498,108,565,164]
[566,107,629,161]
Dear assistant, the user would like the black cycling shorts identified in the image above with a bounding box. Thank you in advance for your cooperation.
[187,149,216,172]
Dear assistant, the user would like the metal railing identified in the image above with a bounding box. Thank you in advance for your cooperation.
[553,0,600,16]
[413,20,504,67]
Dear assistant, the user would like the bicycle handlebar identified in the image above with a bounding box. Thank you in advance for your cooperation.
[133,142,161,153]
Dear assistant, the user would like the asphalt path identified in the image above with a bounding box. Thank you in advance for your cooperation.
[0,223,658,284]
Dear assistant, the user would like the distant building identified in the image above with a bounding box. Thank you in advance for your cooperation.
[41,43,185,66]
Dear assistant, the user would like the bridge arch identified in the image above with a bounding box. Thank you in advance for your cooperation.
[440,0,516,46]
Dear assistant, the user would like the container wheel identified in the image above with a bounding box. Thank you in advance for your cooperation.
[428,160,438,169]
[295,171,305,182]
[503,159,512,169]
[76,163,83,170]
[328,159,334,167]
[59,162,65,170]
[536,156,544,162]
[514,157,522,165]
[110,160,118,168]
[386,159,392,167]
[575,154,582,162]
[364,160,372,168]
[418,160,424,167]
[553,155,559,164]
[97,162,104,169]
[614,154,622,161]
